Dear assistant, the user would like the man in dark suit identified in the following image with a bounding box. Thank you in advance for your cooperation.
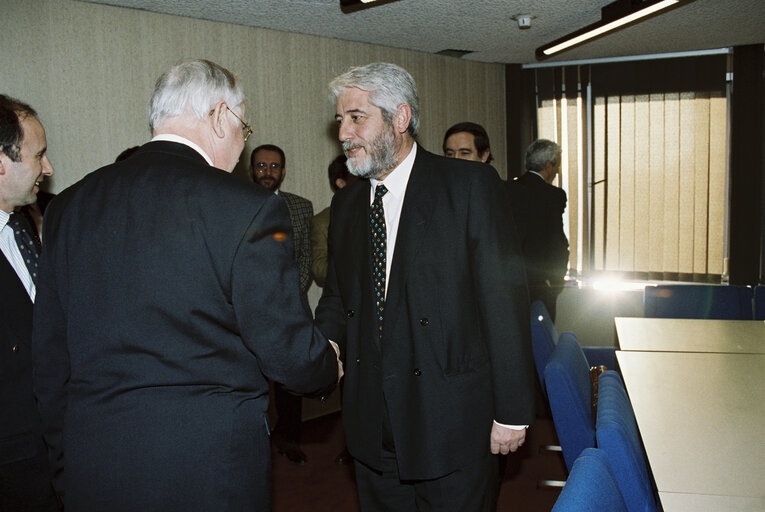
[249,143,314,465]
[0,94,59,512]
[315,62,535,511]
[32,59,339,511]
[516,139,570,321]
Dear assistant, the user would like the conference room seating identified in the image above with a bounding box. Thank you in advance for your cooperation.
[596,371,659,512]
[755,285,765,320]
[643,284,752,320]
[530,301,617,395]
[551,448,628,512]
[544,332,596,471]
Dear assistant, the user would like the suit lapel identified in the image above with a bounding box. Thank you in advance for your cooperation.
[383,150,437,337]
[0,253,33,308]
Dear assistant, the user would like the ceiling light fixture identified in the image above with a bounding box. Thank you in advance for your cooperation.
[536,0,693,60]
[340,0,404,13]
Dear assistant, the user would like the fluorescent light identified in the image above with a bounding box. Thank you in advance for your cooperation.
[541,0,680,57]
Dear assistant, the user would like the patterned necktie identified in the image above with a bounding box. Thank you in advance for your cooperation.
[9,212,41,286]
[370,184,388,340]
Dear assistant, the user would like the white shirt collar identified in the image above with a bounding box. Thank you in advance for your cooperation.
[0,209,10,230]
[369,142,417,203]
[150,134,214,167]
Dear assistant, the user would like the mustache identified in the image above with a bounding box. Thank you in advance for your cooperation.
[342,141,363,154]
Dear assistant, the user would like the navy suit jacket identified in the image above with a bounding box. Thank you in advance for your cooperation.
[316,147,535,480]
[32,141,337,510]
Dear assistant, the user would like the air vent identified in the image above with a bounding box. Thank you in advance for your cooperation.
[436,49,474,58]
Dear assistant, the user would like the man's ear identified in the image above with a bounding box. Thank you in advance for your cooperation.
[0,151,7,175]
[210,101,227,139]
[480,149,491,163]
[392,104,412,135]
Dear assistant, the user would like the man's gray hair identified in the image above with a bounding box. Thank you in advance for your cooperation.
[329,62,420,137]
[525,139,561,173]
[148,59,245,133]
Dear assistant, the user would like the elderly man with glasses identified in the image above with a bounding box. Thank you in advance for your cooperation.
[32,59,340,511]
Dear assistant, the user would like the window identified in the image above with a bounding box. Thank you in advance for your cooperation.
[533,54,728,282]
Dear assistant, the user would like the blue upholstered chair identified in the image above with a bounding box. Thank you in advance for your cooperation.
[596,371,659,512]
[530,300,559,393]
[755,285,765,320]
[643,284,752,320]
[530,301,617,395]
[552,448,628,512]
[544,332,596,471]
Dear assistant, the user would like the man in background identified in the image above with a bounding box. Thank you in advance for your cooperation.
[311,154,358,289]
[249,143,315,465]
[316,62,534,510]
[442,121,493,163]
[0,94,58,512]
[32,59,339,510]
[516,139,569,321]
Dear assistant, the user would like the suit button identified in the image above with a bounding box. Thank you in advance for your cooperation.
[419,318,429,326]
[346,310,355,318]
[356,358,360,365]
[12,345,19,353]
[320,396,328,404]
[413,368,422,376]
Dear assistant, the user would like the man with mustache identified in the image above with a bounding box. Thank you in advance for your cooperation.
[0,94,58,511]
[315,62,535,511]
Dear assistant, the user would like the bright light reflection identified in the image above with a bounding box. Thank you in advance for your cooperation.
[589,278,648,292]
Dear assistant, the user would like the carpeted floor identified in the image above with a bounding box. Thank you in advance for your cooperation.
[271,412,566,511]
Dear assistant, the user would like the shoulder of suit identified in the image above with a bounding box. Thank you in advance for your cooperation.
[417,148,500,184]
[280,190,312,206]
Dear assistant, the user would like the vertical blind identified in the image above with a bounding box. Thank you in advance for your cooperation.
[534,55,728,282]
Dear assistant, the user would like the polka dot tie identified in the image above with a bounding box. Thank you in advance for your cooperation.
[370,184,388,340]
[9,212,41,286]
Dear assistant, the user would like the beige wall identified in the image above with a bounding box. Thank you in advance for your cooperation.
[1,0,507,306]
[1,0,507,195]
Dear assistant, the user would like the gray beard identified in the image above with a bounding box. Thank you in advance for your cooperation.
[343,125,398,180]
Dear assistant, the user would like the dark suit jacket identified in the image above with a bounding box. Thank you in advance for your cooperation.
[516,172,569,290]
[0,253,47,465]
[315,147,535,480]
[32,141,337,511]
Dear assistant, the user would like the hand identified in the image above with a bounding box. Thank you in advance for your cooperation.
[329,340,344,383]
[490,423,526,455]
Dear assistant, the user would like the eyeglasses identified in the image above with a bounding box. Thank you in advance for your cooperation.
[225,106,253,142]
[253,162,282,174]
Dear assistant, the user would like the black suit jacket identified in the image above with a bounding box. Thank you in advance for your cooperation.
[516,172,569,290]
[0,254,47,464]
[32,141,337,510]
[316,147,535,480]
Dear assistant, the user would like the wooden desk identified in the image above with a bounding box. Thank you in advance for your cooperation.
[615,317,765,353]
[616,351,765,511]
